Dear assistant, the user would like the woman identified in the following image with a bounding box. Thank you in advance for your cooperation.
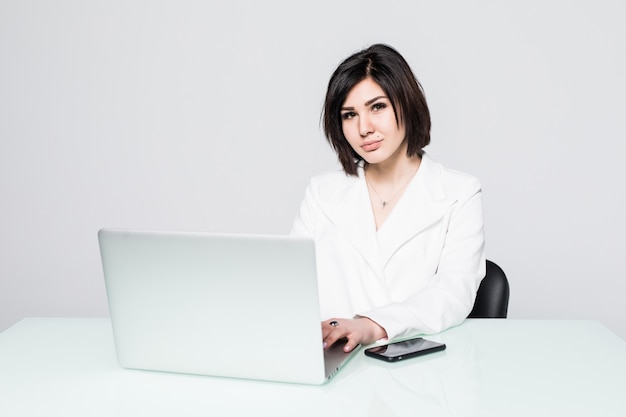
[291,44,485,352]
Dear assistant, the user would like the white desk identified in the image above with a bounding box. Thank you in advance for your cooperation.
[1,319,625,416]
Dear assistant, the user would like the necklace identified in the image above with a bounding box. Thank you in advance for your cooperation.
[365,171,415,209]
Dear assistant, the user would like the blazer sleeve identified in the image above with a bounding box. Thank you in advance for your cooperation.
[291,181,317,239]
[358,182,486,340]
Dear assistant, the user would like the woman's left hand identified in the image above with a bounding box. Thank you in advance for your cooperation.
[322,317,387,352]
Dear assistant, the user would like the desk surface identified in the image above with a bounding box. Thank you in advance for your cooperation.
[1,318,625,417]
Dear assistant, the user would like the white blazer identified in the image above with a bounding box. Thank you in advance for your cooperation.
[291,153,486,340]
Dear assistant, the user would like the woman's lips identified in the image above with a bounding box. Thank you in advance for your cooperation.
[362,139,383,152]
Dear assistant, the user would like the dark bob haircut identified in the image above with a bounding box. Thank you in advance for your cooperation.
[322,44,431,176]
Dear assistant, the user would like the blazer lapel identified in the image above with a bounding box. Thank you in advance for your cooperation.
[314,154,456,275]
[377,154,456,265]
[316,170,385,276]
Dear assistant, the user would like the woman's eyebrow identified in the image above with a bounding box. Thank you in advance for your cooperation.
[364,96,387,106]
[342,96,388,111]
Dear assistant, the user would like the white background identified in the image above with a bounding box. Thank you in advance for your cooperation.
[1,0,625,338]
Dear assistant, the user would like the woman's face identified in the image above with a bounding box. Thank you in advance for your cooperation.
[340,77,406,166]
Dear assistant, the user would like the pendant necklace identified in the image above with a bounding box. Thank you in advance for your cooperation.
[365,167,419,210]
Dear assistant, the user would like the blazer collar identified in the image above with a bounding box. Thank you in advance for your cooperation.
[376,153,457,265]
[318,153,456,274]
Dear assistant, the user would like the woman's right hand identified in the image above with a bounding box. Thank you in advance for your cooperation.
[321,317,387,352]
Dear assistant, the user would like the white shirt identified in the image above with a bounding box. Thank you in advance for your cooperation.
[291,153,486,340]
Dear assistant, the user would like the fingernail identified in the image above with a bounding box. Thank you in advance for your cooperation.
[323,342,328,348]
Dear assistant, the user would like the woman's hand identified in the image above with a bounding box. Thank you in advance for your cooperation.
[322,317,387,352]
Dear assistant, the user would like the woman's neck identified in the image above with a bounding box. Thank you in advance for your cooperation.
[364,153,422,230]
[364,153,422,188]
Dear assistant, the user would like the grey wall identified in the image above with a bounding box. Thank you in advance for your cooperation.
[2,1,625,338]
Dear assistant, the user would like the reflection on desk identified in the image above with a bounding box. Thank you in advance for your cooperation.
[1,318,625,417]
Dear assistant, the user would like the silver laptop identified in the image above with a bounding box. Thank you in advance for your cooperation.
[98,228,357,385]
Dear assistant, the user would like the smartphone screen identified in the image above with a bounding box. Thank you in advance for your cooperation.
[364,337,446,362]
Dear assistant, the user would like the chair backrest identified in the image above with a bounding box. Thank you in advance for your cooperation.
[468,260,510,318]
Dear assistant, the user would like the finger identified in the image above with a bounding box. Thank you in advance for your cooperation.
[342,334,359,352]
[321,319,340,339]
[323,330,346,350]
[321,322,332,339]
[323,331,341,349]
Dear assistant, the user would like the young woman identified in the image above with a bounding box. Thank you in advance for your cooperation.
[291,44,485,352]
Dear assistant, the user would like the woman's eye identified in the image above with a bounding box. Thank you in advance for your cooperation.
[372,102,387,111]
[341,112,356,120]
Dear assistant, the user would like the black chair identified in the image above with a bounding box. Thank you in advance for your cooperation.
[468,260,510,318]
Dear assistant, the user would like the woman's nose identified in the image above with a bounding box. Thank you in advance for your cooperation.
[359,115,373,137]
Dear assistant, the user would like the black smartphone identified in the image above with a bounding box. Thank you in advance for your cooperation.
[364,337,446,362]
